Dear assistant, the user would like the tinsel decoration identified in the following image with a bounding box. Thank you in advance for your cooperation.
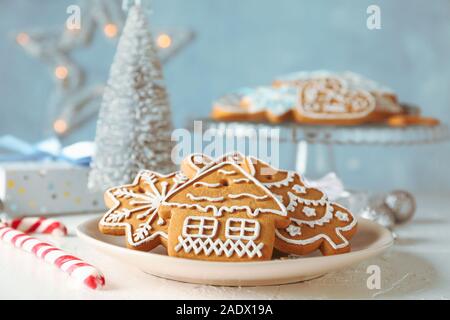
[15,0,194,136]
[88,2,176,191]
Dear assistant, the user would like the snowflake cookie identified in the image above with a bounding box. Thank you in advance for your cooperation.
[99,170,188,251]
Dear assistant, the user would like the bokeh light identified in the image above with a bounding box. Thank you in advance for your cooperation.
[53,119,68,134]
[54,66,69,80]
[157,34,172,48]
[103,23,118,38]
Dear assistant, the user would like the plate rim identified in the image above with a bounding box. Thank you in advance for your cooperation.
[76,216,394,267]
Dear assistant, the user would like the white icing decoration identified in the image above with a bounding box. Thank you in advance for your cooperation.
[100,170,183,246]
[187,153,213,171]
[174,172,188,186]
[246,157,300,188]
[193,182,222,188]
[286,224,301,237]
[157,217,165,225]
[133,221,153,242]
[274,194,284,203]
[232,178,250,184]
[186,193,224,202]
[240,86,297,116]
[302,206,317,217]
[277,70,393,93]
[182,216,218,239]
[228,193,268,201]
[290,203,333,227]
[196,151,246,176]
[245,157,256,176]
[275,216,357,250]
[166,203,284,218]
[292,184,307,194]
[262,171,296,187]
[224,153,245,163]
[104,208,131,223]
[218,169,237,175]
[163,161,287,218]
[289,72,376,120]
[335,211,349,222]
[286,191,328,213]
[225,218,260,241]
[108,173,167,222]
[174,236,263,258]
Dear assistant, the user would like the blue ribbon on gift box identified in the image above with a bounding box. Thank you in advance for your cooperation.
[0,135,94,166]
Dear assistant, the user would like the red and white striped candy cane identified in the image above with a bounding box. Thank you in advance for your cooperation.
[8,217,68,236]
[0,223,105,290]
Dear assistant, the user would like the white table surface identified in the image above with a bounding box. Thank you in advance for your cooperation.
[1,194,449,300]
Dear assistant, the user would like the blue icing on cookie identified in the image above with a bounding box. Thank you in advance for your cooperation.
[241,87,297,115]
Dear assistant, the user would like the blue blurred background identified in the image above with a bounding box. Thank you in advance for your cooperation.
[0,0,449,194]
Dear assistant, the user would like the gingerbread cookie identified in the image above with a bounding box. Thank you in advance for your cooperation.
[99,170,188,251]
[160,161,290,262]
[181,152,251,180]
[180,153,213,179]
[293,74,376,125]
[211,90,268,123]
[246,156,357,256]
[212,87,296,123]
[180,153,357,256]
[387,114,440,127]
[274,70,404,125]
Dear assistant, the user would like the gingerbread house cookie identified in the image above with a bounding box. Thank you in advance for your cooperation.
[99,170,188,251]
[160,161,290,261]
[180,153,358,256]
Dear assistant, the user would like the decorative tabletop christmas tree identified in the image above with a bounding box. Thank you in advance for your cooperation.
[89,1,175,191]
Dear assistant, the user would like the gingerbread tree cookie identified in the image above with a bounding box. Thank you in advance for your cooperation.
[99,170,188,251]
[246,156,357,256]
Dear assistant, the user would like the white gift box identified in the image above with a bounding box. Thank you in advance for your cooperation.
[0,161,105,216]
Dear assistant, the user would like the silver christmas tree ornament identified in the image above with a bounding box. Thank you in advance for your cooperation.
[89,3,176,191]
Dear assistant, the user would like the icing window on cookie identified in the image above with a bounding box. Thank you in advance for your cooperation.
[225,218,260,241]
[182,216,218,239]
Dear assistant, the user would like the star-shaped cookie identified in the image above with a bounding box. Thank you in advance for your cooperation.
[99,170,188,251]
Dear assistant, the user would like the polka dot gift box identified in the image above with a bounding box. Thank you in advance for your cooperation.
[0,161,105,216]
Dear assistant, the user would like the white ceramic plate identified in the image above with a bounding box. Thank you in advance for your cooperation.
[77,217,393,286]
